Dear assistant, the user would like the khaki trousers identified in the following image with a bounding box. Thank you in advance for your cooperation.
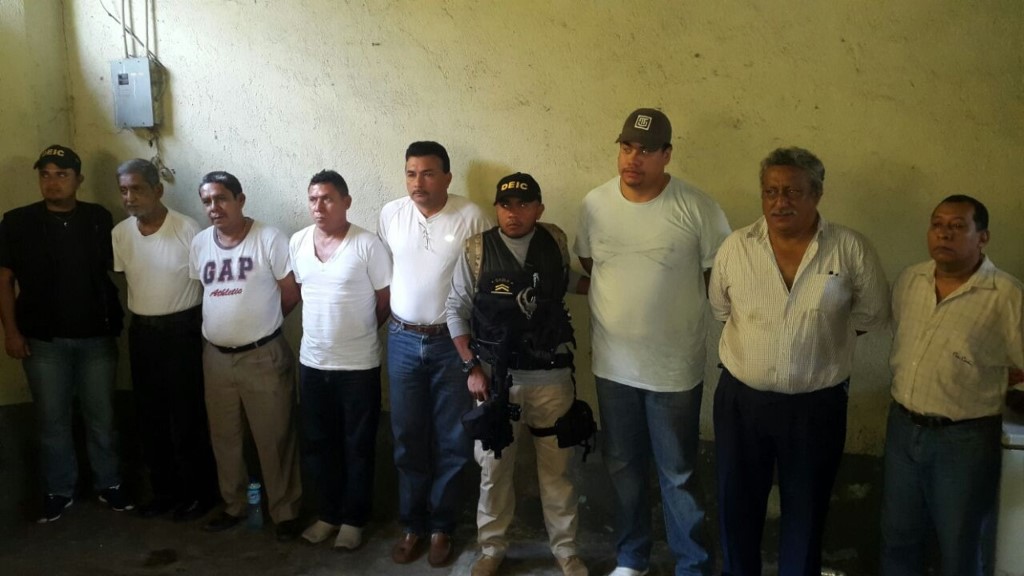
[203,335,301,523]
[475,378,579,559]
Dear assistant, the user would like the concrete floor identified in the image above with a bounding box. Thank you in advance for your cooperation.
[0,393,882,575]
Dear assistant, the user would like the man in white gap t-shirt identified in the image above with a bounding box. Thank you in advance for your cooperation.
[574,109,731,576]
[289,170,391,550]
[112,159,217,522]
[378,141,492,567]
[188,171,303,541]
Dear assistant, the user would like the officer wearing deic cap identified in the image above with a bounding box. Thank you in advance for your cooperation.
[447,173,587,576]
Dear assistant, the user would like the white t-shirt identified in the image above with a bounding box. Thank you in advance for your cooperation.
[290,223,392,370]
[378,194,492,325]
[574,175,731,392]
[113,208,202,315]
[189,219,292,347]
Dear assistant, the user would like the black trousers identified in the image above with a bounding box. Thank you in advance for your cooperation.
[299,364,381,527]
[714,368,848,576]
[129,306,218,503]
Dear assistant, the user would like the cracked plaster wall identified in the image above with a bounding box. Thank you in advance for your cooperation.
[2,0,1022,454]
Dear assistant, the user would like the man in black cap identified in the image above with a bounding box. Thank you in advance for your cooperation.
[446,173,587,576]
[575,110,731,576]
[0,145,131,523]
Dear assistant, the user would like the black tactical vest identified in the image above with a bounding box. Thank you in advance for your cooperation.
[471,225,574,370]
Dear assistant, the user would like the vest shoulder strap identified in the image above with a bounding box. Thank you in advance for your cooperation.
[465,232,485,286]
[536,222,569,267]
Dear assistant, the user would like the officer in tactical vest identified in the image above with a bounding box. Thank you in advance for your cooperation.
[445,173,587,576]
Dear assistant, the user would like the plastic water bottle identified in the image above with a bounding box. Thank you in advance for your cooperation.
[246,479,263,530]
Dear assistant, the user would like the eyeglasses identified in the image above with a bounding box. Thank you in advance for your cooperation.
[619,143,663,157]
[761,187,809,201]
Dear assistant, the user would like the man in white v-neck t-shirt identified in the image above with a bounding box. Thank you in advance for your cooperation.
[289,169,391,550]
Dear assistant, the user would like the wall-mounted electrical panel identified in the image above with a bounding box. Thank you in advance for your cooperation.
[111,57,163,128]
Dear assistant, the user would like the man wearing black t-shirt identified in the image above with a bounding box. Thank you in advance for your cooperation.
[0,145,132,523]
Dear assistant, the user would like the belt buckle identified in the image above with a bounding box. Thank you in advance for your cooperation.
[907,409,951,428]
[404,321,443,335]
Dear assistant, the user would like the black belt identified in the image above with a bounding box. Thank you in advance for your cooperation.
[508,352,574,371]
[212,327,282,354]
[132,306,201,327]
[391,319,449,336]
[896,402,998,428]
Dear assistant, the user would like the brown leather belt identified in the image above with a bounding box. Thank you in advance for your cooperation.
[391,319,449,336]
[212,327,282,354]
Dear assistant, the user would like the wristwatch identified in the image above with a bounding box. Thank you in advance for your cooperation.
[460,356,481,373]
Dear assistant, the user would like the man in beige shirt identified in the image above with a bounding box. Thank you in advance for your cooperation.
[881,194,1024,576]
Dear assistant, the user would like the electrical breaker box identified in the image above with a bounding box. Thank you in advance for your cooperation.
[111,57,162,128]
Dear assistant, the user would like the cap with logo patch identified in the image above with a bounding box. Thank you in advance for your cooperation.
[494,172,542,204]
[33,145,82,172]
[615,108,672,150]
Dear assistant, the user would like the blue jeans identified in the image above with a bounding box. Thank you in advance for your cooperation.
[386,322,473,535]
[596,377,709,576]
[24,337,121,497]
[880,403,1001,576]
[299,364,381,527]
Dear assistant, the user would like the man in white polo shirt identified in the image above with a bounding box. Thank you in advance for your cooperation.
[112,158,217,521]
[290,169,391,550]
[378,141,492,567]
[189,171,302,541]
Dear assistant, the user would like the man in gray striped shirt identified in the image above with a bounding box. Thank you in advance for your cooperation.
[708,147,889,576]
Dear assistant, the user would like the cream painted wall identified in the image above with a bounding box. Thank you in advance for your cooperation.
[0,0,73,404]
[3,0,1022,454]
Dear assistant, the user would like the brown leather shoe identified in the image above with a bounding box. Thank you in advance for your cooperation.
[427,531,453,567]
[391,533,424,564]
[471,553,502,576]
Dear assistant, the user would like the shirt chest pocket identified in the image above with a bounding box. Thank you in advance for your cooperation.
[801,273,853,315]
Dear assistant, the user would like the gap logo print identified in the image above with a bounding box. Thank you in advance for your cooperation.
[202,257,253,297]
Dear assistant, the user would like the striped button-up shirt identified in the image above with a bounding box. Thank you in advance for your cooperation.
[709,216,890,394]
[890,257,1024,420]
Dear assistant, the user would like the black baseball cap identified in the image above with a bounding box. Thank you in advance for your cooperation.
[494,172,542,204]
[33,145,82,172]
[615,108,672,149]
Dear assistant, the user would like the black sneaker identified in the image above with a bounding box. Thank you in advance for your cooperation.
[173,498,216,522]
[37,494,73,524]
[275,518,303,542]
[98,485,135,512]
[138,496,176,518]
[204,511,243,532]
